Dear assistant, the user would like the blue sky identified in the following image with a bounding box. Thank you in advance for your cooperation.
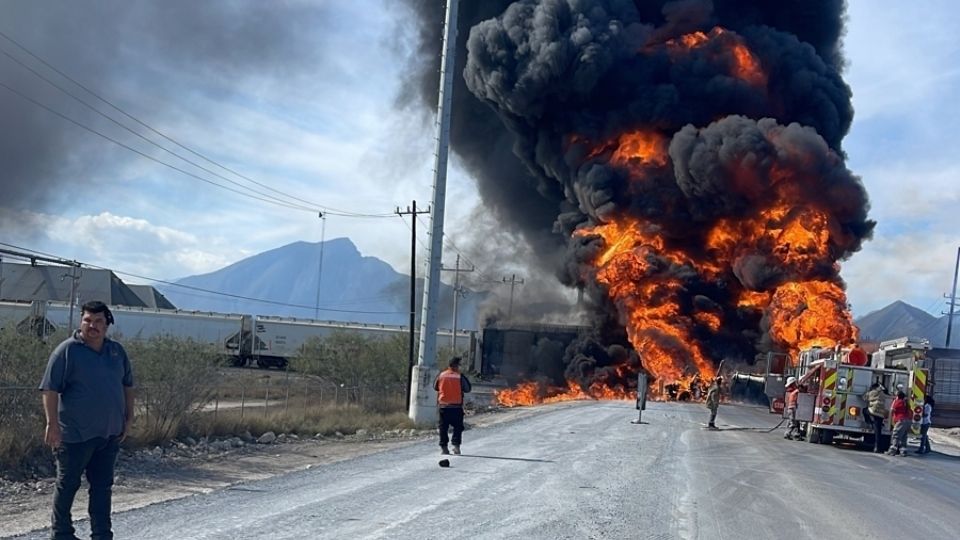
[0,1,958,319]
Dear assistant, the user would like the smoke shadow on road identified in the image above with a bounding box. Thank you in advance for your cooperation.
[455,454,554,463]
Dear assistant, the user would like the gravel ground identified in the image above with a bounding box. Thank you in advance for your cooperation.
[0,405,537,539]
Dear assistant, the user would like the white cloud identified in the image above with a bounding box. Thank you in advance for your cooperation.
[844,231,958,318]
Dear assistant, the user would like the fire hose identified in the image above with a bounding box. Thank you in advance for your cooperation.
[717,418,787,432]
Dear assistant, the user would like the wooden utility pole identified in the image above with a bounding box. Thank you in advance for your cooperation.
[502,274,524,319]
[441,254,474,351]
[396,201,430,406]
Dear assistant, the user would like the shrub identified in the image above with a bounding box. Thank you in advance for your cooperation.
[0,327,66,471]
[291,332,409,409]
[125,336,221,445]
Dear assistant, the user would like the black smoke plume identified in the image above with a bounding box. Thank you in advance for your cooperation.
[0,1,342,220]
[403,0,873,389]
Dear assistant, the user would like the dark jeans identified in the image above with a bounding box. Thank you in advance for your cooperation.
[708,408,717,426]
[865,411,884,450]
[438,407,464,448]
[52,436,120,540]
[919,423,931,453]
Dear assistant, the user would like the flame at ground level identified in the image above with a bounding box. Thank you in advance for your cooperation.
[495,374,715,407]
[495,379,636,407]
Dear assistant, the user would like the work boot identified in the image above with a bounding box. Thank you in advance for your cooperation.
[451,445,460,455]
[440,446,450,455]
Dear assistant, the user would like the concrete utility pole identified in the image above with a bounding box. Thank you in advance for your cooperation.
[409,0,459,425]
[945,246,960,348]
[502,274,525,319]
[441,254,474,351]
[397,201,430,407]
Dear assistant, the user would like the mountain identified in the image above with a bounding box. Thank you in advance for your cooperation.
[855,300,938,342]
[854,300,960,347]
[157,238,483,329]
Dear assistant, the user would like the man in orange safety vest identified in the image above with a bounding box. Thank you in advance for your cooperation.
[434,356,472,455]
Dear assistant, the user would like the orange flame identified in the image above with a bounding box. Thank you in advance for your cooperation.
[581,220,717,384]
[611,131,669,169]
[768,280,858,360]
[665,27,767,87]
[495,379,635,407]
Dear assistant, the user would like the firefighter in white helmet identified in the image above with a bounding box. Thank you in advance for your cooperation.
[784,376,803,440]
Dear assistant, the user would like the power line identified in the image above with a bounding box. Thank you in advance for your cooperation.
[0,32,394,218]
[0,80,319,212]
[0,31,329,211]
[0,46,311,212]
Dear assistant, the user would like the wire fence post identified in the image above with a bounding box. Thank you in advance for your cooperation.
[240,385,246,420]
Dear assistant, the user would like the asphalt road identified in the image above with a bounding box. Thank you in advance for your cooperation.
[15,401,960,539]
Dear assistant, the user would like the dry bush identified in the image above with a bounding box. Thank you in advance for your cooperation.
[291,332,409,410]
[0,327,66,471]
[125,336,221,445]
[185,405,414,439]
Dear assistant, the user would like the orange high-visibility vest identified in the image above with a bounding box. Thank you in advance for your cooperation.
[437,369,463,406]
[786,388,799,409]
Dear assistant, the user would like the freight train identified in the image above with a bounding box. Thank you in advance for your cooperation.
[0,300,477,369]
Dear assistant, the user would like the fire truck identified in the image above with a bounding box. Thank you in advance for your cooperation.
[764,338,930,449]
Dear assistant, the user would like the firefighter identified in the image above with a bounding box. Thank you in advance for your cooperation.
[861,382,888,453]
[916,395,934,455]
[887,390,911,456]
[783,376,803,440]
[705,376,722,429]
[434,356,472,455]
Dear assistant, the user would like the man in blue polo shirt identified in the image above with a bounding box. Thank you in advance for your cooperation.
[39,300,134,540]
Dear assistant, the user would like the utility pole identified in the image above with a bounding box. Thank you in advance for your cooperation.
[944,246,960,348]
[314,212,326,320]
[397,201,430,406]
[441,254,474,351]
[62,264,81,331]
[409,0,460,425]
[502,274,524,319]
